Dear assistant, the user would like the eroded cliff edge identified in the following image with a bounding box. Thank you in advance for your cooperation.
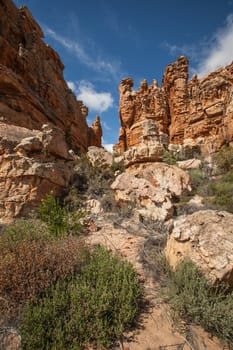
[0,0,102,222]
[0,0,102,151]
[115,56,233,167]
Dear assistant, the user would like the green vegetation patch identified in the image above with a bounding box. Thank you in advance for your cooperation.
[0,219,85,325]
[21,246,143,350]
[166,259,233,347]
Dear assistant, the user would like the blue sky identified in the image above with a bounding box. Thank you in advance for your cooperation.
[14,0,233,150]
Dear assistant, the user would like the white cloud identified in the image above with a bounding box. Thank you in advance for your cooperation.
[164,13,233,78]
[68,80,114,113]
[103,144,114,153]
[163,41,200,61]
[102,121,112,131]
[196,14,233,76]
[67,81,76,92]
[43,26,122,80]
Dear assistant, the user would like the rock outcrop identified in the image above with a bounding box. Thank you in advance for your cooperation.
[165,210,233,286]
[115,56,233,166]
[87,145,113,167]
[0,0,102,152]
[0,122,73,223]
[0,0,103,222]
[111,163,191,222]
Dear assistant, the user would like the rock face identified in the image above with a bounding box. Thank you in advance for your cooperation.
[0,122,73,223]
[0,0,103,222]
[111,163,191,222]
[115,56,233,166]
[165,210,233,286]
[0,0,102,152]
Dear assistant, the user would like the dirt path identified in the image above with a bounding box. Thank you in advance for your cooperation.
[87,216,225,350]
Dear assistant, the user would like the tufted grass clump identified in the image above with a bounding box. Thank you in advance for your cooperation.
[21,246,143,350]
[166,259,233,348]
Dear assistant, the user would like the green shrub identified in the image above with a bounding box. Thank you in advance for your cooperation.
[0,219,85,325]
[39,193,70,237]
[214,145,233,173]
[187,165,233,213]
[39,193,86,237]
[162,150,178,165]
[166,259,233,347]
[21,246,143,350]
[209,182,233,211]
[71,154,116,201]
[207,171,233,213]
[189,168,206,192]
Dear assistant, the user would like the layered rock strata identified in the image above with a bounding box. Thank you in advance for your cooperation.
[115,56,233,166]
[0,0,102,152]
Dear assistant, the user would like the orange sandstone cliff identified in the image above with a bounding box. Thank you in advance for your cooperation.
[115,56,233,166]
[0,0,102,152]
[0,0,102,222]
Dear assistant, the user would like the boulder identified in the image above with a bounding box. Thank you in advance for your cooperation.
[165,210,233,286]
[0,123,73,223]
[111,163,191,222]
[87,146,113,166]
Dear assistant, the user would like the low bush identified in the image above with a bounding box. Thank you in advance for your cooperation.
[207,171,233,213]
[162,150,179,165]
[181,163,233,214]
[21,246,143,350]
[214,145,233,173]
[0,219,85,325]
[39,193,86,237]
[166,259,233,347]
[72,154,115,200]
[188,168,207,193]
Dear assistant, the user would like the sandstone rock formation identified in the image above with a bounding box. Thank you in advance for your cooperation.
[165,210,233,286]
[87,145,113,167]
[89,116,102,148]
[0,0,104,222]
[115,56,233,166]
[0,0,102,152]
[111,163,191,222]
[0,122,73,223]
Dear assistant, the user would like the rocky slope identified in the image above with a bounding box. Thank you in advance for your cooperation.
[0,0,102,152]
[115,56,233,167]
[87,211,226,350]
